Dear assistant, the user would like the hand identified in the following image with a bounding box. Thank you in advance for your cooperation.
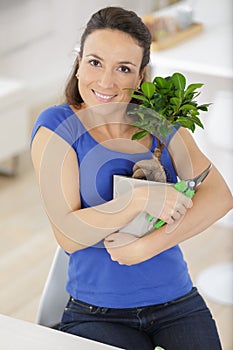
[104,232,140,265]
[132,157,166,182]
[135,184,193,225]
[157,187,193,225]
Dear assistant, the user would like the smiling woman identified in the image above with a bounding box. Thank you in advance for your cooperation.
[30,6,232,350]
[76,29,144,106]
[64,7,151,109]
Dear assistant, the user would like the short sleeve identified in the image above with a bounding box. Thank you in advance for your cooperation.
[30,104,83,149]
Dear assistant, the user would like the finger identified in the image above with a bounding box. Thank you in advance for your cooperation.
[166,205,186,224]
[167,216,175,225]
[176,192,193,209]
[176,204,187,215]
[104,232,137,248]
[171,210,182,221]
[165,216,183,233]
[181,194,193,209]
[185,198,193,209]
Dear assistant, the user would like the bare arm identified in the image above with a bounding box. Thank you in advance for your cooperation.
[104,128,233,265]
[31,127,189,253]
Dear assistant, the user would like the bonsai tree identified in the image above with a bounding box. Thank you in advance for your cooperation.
[126,72,210,181]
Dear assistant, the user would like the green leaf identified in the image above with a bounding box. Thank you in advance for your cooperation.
[170,97,181,106]
[141,82,155,99]
[180,104,196,111]
[193,91,201,99]
[185,83,203,96]
[171,73,186,91]
[131,130,149,140]
[156,88,169,95]
[190,115,204,128]
[191,124,196,132]
[129,94,148,102]
[174,89,184,98]
[154,77,168,88]
[176,117,194,129]
[198,104,211,111]
[127,72,210,141]
[158,124,172,138]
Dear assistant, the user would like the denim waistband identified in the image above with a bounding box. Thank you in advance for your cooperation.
[69,287,198,313]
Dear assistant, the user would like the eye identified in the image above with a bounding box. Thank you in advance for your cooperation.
[89,59,101,67]
[118,65,130,73]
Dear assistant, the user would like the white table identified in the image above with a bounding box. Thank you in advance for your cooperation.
[0,314,122,350]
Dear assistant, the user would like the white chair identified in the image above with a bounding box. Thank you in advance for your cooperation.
[36,247,178,349]
[35,246,70,328]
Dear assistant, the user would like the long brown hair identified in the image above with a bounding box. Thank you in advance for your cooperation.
[64,6,152,108]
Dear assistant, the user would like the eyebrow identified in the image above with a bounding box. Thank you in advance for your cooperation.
[85,54,137,67]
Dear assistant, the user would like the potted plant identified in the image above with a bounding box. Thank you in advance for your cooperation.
[114,72,210,237]
[126,72,210,181]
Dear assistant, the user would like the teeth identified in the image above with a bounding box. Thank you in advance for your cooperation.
[95,91,114,100]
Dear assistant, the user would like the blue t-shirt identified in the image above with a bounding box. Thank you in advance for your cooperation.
[31,103,192,308]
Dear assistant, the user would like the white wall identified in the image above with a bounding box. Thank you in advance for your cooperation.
[0,0,140,106]
[0,0,162,164]
[0,0,134,163]
[149,0,233,227]
[0,0,176,106]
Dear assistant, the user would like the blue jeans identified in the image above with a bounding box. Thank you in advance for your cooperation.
[59,287,222,350]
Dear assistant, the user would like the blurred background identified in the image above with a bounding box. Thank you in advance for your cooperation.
[0,0,232,349]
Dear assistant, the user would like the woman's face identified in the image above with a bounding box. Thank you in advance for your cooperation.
[77,29,144,109]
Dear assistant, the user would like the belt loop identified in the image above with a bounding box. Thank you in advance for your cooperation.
[101,307,108,314]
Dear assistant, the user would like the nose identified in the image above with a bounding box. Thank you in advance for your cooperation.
[97,69,114,89]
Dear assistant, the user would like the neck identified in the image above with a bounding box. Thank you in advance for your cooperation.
[77,102,134,131]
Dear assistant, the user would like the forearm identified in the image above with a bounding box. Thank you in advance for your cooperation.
[47,188,145,251]
[104,167,232,265]
[46,179,184,252]
[139,168,233,261]
[105,130,233,265]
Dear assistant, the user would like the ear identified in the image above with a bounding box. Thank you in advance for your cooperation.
[138,67,147,88]
[75,53,81,78]
[77,52,81,63]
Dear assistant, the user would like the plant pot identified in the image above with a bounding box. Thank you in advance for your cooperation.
[113,175,172,237]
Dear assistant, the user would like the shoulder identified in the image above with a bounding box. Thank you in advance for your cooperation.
[169,127,199,150]
[31,104,83,147]
[33,104,73,130]
[168,127,210,179]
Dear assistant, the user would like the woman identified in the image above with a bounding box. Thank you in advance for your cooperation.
[31,6,232,350]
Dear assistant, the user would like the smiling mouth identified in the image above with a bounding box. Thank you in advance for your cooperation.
[93,90,116,101]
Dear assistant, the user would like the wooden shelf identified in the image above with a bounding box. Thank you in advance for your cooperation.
[151,22,203,51]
